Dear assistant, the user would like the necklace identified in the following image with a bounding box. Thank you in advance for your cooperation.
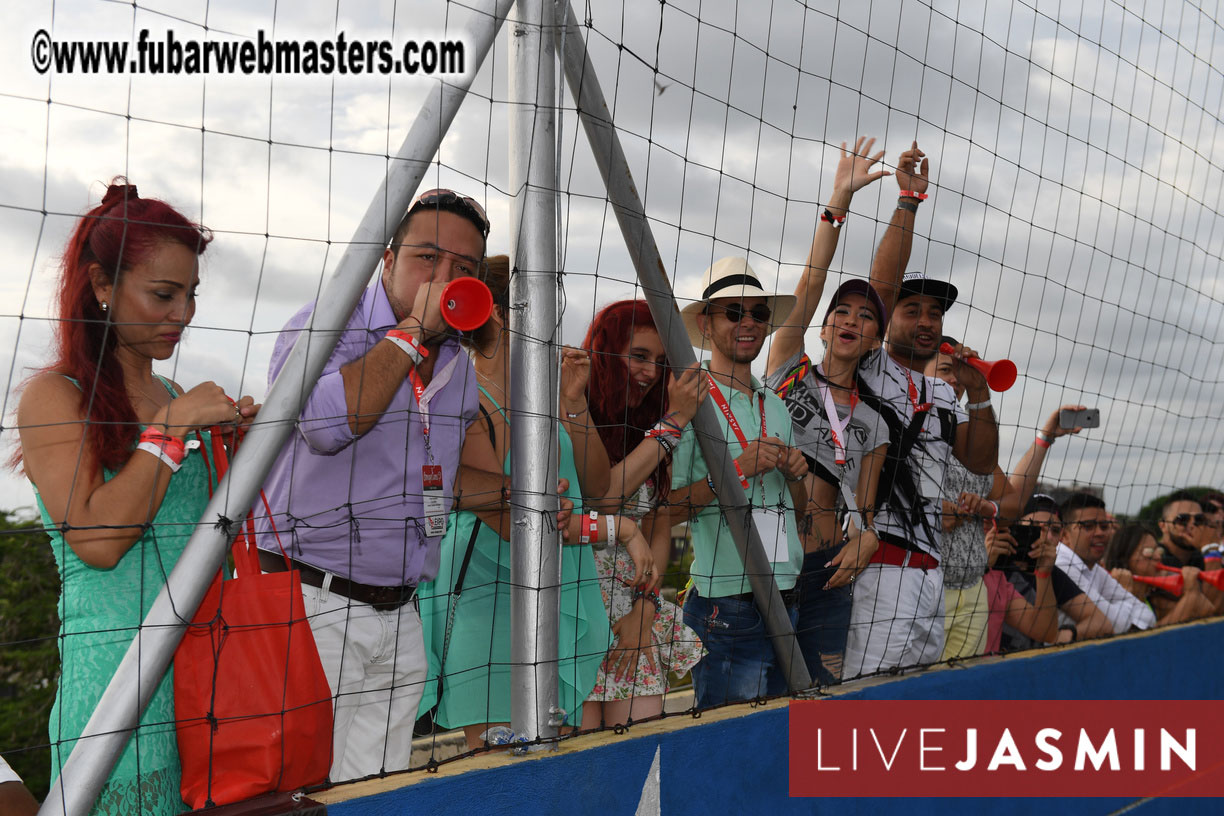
[127,376,166,407]
[476,370,509,403]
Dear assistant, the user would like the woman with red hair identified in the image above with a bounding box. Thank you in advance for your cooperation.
[579,299,705,727]
[13,181,256,814]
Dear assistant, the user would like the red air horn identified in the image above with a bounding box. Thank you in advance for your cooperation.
[939,342,1018,392]
[1132,572,1184,596]
[440,277,494,332]
[1157,562,1224,591]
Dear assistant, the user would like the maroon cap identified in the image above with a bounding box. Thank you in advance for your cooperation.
[823,279,889,333]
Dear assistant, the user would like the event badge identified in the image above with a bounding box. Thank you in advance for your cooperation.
[422,464,448,537]
[751,508,788,563]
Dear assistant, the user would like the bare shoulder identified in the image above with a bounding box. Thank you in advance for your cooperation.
[18,371,86,425]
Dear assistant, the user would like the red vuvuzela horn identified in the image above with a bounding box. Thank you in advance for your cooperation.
[1159,562,1224,590]
[440,277,494,331]
[1196,570,1224,591]
[1132,572,1184,596]
[939,343,1018,391]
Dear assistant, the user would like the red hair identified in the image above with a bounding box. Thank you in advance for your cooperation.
[583,300,670,501]
[12,179,212,473]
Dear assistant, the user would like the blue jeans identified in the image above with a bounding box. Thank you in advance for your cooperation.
[794,547,852,687]
[683,590,799,709]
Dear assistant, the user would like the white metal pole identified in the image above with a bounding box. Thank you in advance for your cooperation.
[40,3,516,813]
[555,1,811,692]
[508,0,563,741]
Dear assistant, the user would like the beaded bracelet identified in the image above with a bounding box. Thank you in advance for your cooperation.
[633,587,662,609]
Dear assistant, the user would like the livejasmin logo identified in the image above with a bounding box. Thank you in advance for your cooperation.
[813,725,1194,773]
[789,700,1221,797]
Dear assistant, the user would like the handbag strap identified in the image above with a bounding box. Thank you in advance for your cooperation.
[439,401,497,673]
[200,424,286,578]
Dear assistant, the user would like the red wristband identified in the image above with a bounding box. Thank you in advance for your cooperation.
[1034,435,1052,449]
[1034,569,1052,579]
[386,328,429,362]
[139,428,186,463]
[899,190,928,201]
[820,208,846,226]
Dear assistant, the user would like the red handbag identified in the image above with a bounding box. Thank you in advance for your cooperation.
[175,427,333,809]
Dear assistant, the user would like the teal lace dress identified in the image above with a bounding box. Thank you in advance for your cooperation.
[418,388,610,730]
[37,376,209,815]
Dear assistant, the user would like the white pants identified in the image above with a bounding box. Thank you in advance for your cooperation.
[843,563,945,680]
[301,580,426,783]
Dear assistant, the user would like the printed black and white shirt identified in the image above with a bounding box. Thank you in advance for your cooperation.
[855,348,967,559]
[766,351,888,514]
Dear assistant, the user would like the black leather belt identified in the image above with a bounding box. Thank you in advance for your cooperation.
[258,549,418,612]
[723,587,799,606]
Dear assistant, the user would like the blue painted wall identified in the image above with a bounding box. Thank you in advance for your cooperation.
[329,621,1223,816]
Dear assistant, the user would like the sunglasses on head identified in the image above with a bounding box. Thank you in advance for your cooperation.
[1168,513,1208,527]
[410,188,490,237]
[708,303,772,325]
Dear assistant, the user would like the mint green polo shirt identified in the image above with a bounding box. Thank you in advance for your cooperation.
[671,365,804,598]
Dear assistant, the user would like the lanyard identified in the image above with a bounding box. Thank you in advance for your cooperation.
[706,373,766,489]
[408,368,434,463]
[903,368,932,415]
[814,366,857,466]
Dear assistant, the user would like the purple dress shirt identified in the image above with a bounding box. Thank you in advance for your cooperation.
[256,278,479,586]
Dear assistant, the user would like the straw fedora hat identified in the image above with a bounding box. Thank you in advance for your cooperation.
[680,257,796,347]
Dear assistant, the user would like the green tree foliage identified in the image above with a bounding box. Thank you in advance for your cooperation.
[1135,486,1219,523]
[0,510,59,799]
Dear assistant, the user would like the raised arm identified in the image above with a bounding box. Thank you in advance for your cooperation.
[869,141,929,314]
[586,364,706,514]
[559,347,612,501]
[995,527,1059,644]
[767,137,889,375]
[1007,404,1087,506]
[947,341,999,475]
[339,277,450,437]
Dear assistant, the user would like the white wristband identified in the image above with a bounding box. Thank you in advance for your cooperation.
[604,514,616,550]
[137,441,183,473]
[386,333,424,366]
[965,399,992,411]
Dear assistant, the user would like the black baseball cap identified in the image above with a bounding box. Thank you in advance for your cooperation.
[897,271,958,313]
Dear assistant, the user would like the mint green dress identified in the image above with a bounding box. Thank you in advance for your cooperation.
[418,388,610,730]
[37,376,209,815]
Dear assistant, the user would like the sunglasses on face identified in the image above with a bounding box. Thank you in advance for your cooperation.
[410,188,490,237]
[1167,513,1208,528]
[1139,546,1164,558]
[1073,519,1112,532]
[709,303,772,325]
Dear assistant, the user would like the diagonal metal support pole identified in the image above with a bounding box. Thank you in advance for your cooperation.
[40,2,516,813]
[554,1,811,694]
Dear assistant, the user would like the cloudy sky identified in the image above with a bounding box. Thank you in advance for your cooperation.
[1,0,1222,517]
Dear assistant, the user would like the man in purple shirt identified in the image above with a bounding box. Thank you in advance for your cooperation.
[257,189,504,781]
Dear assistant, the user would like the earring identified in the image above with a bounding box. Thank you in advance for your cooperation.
[99,301,109,313]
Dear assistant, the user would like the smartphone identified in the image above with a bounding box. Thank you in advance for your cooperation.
[1059,407,1100,429]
